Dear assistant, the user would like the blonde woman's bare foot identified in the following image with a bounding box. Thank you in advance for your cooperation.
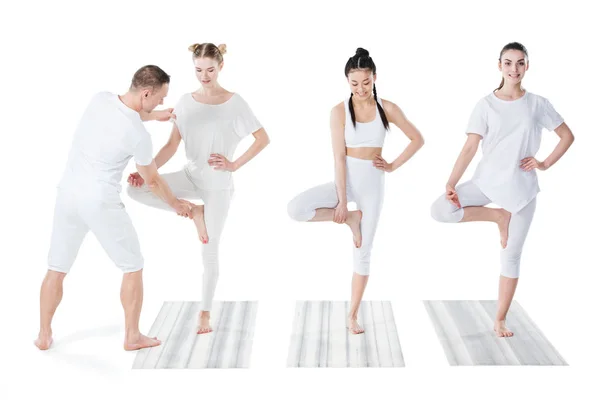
[494,320,514,337]
[497,209,511,249]
[34,331,53,350]
[346,210,363,248]
[346,318,365,335]
[191,205,209,244]
[197,311,213,334]
[124,334,161,351]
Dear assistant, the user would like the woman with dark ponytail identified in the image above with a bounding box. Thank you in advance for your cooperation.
[430,42,574,337]
[288,48,424,334]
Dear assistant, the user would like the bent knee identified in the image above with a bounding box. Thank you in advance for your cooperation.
[430,199,460,223]
[287,198,313,222]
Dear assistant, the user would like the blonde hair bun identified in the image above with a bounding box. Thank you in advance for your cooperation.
[188,43,201,53]
[217,44,227,55]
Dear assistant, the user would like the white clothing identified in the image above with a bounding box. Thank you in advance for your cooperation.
[466,91,563,213]
[58,92,153,201]
[48,189,144,273]
[430,180,536,278]
[287,156,385,275]
[48,92,151,273]
[127,171,232,311]
[344,96,386,148]
[172,93,262,191]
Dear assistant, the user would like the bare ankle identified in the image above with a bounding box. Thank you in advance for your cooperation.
[39,327,52,335]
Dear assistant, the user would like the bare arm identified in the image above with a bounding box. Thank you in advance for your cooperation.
[331,103,347,206]
[139,108,175,122]
[447,134,481,188]
[136,161,190,217]
[543,122,575,168]
[154,124,182,170]
[233,128,270,170]
[208,128,270,171]
[383,100,425,171]
[521,122,575,172]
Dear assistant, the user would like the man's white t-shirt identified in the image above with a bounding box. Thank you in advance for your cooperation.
[172,92,262,191]
[58,92,153,200]
[466,91,564,213]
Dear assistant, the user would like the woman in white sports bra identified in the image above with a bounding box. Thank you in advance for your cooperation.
[127,43,270,334]
[430,42,574,337]
[287,48,424,334]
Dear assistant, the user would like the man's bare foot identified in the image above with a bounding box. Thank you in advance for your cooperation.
[346,318,365,335]
[124,334,161,351]
[345,210,363,248]
[191,205,209,244]
[494,320,514,338]
[497,209,511,249]
[197,311,213,334]
[34,331,53,350]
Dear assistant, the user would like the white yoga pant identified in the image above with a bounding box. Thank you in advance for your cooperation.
[127,169,232,311]
[430,180,536,278]
[287,156,384,275]
[48,189,144,273]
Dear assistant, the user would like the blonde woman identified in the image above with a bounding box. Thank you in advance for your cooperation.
[128,43,270,334]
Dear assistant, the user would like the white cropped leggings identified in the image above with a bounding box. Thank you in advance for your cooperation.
[430,180,536,278]
[127,169,232,311]
[287,156,384,276]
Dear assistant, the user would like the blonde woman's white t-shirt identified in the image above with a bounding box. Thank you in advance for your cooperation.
[173,93,262,191]
[466,91,564,213]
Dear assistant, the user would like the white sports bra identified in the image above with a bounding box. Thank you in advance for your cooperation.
[344,96,387,148]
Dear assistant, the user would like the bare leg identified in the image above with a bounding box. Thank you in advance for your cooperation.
[35,270,67,350]
[461,206,512,248]
[197,311,213,334]
[310,208,363,248]
[494,275,518,337]
[121,270,161,351]
[191,204,209,244]
[347,272,369,334]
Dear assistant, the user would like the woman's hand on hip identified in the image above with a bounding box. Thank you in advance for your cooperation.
[520,157,547,172]
[208,154,237,171]
[333,203,348,224]
[373,155,393,172]
[445,184,461,208]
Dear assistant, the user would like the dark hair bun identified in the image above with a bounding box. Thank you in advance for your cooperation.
[355,48,370,57]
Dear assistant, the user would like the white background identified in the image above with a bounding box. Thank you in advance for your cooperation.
[2,0,599,398]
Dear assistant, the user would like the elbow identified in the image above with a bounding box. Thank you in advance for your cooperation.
[262,134,271,148]
[414,135,425,149]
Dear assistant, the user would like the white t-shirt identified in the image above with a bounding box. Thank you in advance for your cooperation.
[173,93,262,190]
[58,92,153,200]
[466,91,564,213]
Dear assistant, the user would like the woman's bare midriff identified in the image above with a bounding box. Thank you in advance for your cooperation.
[346,147,382,160]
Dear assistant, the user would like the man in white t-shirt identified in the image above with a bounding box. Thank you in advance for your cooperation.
[35,65,194,351]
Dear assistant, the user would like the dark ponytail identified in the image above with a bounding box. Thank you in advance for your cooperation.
[345,48,390,130]
[495,42,528,92]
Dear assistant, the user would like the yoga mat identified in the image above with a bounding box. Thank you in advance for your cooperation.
[133,301,258,369]
[287,301,405,368]
[423,300,567,366]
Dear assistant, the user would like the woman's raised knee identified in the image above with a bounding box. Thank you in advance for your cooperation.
[430,197,459,223]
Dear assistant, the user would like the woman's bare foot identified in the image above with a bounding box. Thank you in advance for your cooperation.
[34,330,53,350]
[346,318,365,335]
[497,209,511,249]
[191,205,209,244]
[197,311,213,334]
[494,320,514,337]
[345,210,363,248]
[124,334,161,351]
